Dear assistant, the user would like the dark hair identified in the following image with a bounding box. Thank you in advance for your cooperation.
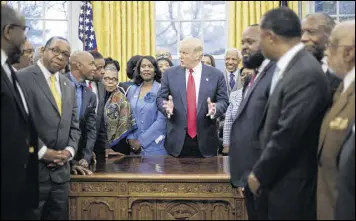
[261,7,302,38]
[203,54,216,67]
[88,50,103,59]
[127,55,143,80]
[133,56,162,85]
[44,36,70,48]
[104,57,120,72]
[157,57,173,67]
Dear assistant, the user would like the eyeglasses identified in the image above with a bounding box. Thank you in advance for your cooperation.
[22,49,34,55]
[9,24,30,35]
[46,47,71,60]
[104,77,118,82]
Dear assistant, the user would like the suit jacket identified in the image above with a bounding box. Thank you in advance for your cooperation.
[229,61,276,188]
[223,69,242,94]
[127,81,167,156]
[157,64,229,157]
[252,50,330,219]
[325,70,342,100]
[66,74,97,163]
[317,82,355,220]
[93,81,108,156]
[17,64,81,184]
[1,67,39,219]
[335,122,355,220]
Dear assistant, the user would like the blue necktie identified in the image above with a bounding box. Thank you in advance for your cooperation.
[229,72,235,90]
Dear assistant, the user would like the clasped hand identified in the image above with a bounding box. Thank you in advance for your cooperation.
[43,149,71,167]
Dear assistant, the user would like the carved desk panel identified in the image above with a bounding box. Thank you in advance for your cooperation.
[69,156,247,220]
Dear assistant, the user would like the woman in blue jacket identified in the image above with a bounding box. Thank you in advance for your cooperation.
[127,56,167,156]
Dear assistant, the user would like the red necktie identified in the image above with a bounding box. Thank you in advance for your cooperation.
[187,69,197,138]
[247,73,257,88]
[88,81,92,90]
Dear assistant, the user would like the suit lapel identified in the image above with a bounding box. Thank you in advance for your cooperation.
[319,82,355,149]
[1,68,28,123]
[197,65,211,115]
[98,82,105,102]
[33,66,60,115]
[59,74,68,118]
[178,67,187,113]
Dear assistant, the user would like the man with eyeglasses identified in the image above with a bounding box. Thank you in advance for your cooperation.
[1,5,41,220]
[302,13,342,99]
[317,20,355,220]
[16,36,81,220]
[11,39,34,71]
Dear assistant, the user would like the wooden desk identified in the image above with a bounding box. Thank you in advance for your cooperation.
[69,156,246,220]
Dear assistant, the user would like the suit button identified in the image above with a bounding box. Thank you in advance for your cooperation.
[24,164,27,169]
[141,121,144,124]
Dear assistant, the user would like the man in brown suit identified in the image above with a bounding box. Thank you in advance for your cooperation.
[317,20,355,220]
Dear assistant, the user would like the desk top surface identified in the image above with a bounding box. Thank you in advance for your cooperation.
[72,156,231,181]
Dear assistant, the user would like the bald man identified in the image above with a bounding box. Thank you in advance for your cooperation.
[156,48,172,61]
[65,51,97,175]
[317,20,355,220]
[302,13,342,97]
[17,36,81,219]
[224,48,242,94]
[157,37,228,158]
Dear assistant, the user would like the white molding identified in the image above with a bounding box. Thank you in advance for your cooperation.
[69,1,83,52]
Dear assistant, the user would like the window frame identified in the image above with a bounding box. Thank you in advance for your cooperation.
[155,1,229,62]
[309,1,355,21]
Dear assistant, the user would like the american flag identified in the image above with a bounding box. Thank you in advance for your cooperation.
[78,1,97,51]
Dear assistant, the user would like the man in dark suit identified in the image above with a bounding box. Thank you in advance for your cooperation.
[301,13,342,98]
[1,5,44,219]
[88,50,108,160]
[17,36,81,219]
[335,122,355,220]
[157,37,229,158]
[335,123,355,220]
[229,24,276,220]
[66,51,97,174]
[247,8,330,220]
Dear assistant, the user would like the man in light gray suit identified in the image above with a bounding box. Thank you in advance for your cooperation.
[224,48,242,95]
[157,37,228,158]
[17,36,81,220]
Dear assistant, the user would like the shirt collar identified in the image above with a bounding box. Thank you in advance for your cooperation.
[276,43,304,72]
[37,60,60,83]
[321,56,328,73]
[258,59,271,74]
[1,49,8,67]
[343,66,355,91]
[189,61,202,74]
[69,72,86,88]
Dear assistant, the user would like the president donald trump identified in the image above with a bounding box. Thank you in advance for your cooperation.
[157,38,228,157]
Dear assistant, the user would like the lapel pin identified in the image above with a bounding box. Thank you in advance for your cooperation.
[64,82,66,86]
[206,78,209,82]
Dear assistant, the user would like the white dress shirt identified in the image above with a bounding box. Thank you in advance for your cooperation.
[37,60,62,97]
[270,43,304,95]
[321,56,328,73]
[186,62,202,105]
[1,50,29,114]
[86,80,99,113]
[36,60,75,160]
[343,67,355,94]
[225,68,240,91]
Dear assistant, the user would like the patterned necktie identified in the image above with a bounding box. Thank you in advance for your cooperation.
[49,75,62,115]
[187,69,197,138]
[229,72,235,90]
